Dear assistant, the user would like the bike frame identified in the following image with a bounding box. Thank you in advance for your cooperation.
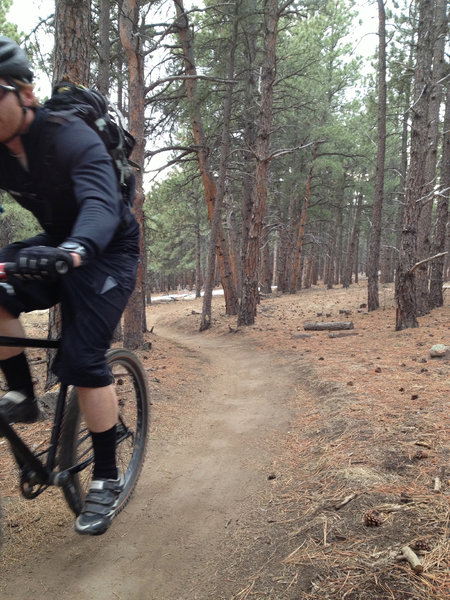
[0,334,90,496]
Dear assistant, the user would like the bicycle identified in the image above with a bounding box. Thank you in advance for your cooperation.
[0,261,150,540]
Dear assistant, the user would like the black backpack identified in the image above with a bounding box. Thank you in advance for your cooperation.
[43,81,137,206]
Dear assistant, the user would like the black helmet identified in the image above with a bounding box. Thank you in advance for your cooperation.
[0,36,33,83]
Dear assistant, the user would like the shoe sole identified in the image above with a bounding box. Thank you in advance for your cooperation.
[75,514,114,536]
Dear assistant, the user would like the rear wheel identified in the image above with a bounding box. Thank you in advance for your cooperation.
[59,348,150,516]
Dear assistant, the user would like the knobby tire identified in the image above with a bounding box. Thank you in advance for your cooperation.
[58,348,150,517]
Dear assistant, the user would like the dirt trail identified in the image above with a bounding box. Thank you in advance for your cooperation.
[0,314,296,599]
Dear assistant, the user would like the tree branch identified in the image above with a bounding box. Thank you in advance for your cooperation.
[145,74,237,94]
[265,140,324,162]
[409,252,448,274]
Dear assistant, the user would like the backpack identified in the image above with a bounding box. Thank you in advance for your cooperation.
[43,81,137,207]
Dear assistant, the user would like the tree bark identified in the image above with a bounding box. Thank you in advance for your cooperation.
[226,198,242,295]
[120,0,147,348]
[343,193,363,288]
[47,0,91,389]
[238,0,279,326]
[240,0,259,296]
[395,0,434,330]
[53,0,91,84]
[97,0,111,95]
[367,0,387,311]
[415,0,447,315]
[194,206,202,298]
[260,221,272,294]
[429,81,450,307]
[427,0,448,309]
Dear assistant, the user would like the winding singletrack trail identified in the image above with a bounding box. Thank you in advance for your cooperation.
[1,315,296,599]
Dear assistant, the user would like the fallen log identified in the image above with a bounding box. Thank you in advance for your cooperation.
[304,321,354,331]
[328,332,359,338]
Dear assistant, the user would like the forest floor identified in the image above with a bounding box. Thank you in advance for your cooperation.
[0,280,449,600]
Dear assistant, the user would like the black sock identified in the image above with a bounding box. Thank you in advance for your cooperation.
[0,352,34,398]
[91,425,118,480]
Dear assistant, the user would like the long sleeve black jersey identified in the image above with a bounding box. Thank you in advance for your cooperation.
[0,107,139,260]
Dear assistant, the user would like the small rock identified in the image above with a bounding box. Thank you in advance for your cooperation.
[430,344,449,358]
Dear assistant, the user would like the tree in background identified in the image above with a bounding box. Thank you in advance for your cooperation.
[54,0,91,83]
[172,0,239,317]
[47,0,91,386]
[415,0,448,315]
[120,0,148,348]
[366,0,386,311]
[238,0,279,326]
[429,81,450,308]
[395,0,435,330]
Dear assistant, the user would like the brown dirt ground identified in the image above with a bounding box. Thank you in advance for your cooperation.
[0,280,449,600]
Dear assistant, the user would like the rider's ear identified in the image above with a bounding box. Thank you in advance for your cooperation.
[19,86,35,108]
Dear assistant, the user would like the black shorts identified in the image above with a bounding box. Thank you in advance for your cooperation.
[0,243,139,388]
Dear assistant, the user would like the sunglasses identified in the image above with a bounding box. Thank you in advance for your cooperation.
[0,83,17,101]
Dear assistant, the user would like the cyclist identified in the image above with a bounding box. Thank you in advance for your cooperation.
[0,36,140,535]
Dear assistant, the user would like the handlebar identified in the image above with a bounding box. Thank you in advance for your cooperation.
[0,260,70,281]
[0,262,13,281]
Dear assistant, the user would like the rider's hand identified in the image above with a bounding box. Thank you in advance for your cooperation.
[14,246,74,280]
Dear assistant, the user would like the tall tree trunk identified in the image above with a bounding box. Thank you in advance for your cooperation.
[343,193,363,288]
[335,183,344,285]
[226,199,242,295]
[289,144,317,293]
[200,4,239,331]
[395,39,413,257]
[120,0,146,348]
[260,221,272,294]
[97,0,111,94]
[238,0,279,326]
[240,0,259,295]
[276,223,289,293]
[429,82,450,307]
[415,0,447,315]
[367,0,387,311]
[194,206,202,299]
[173,0,239,316]
[53,0,91,84]
[325,218,336,290]
[47,0,91,389]
[395,0,434,330]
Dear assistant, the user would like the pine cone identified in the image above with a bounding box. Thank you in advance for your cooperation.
[414,449,429,460]
[413,539,431,552]
[363,509,382,527]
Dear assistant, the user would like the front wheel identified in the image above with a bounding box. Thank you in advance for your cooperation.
[59,348,150,516]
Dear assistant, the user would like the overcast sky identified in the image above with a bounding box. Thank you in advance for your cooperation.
[6,0,378,96]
